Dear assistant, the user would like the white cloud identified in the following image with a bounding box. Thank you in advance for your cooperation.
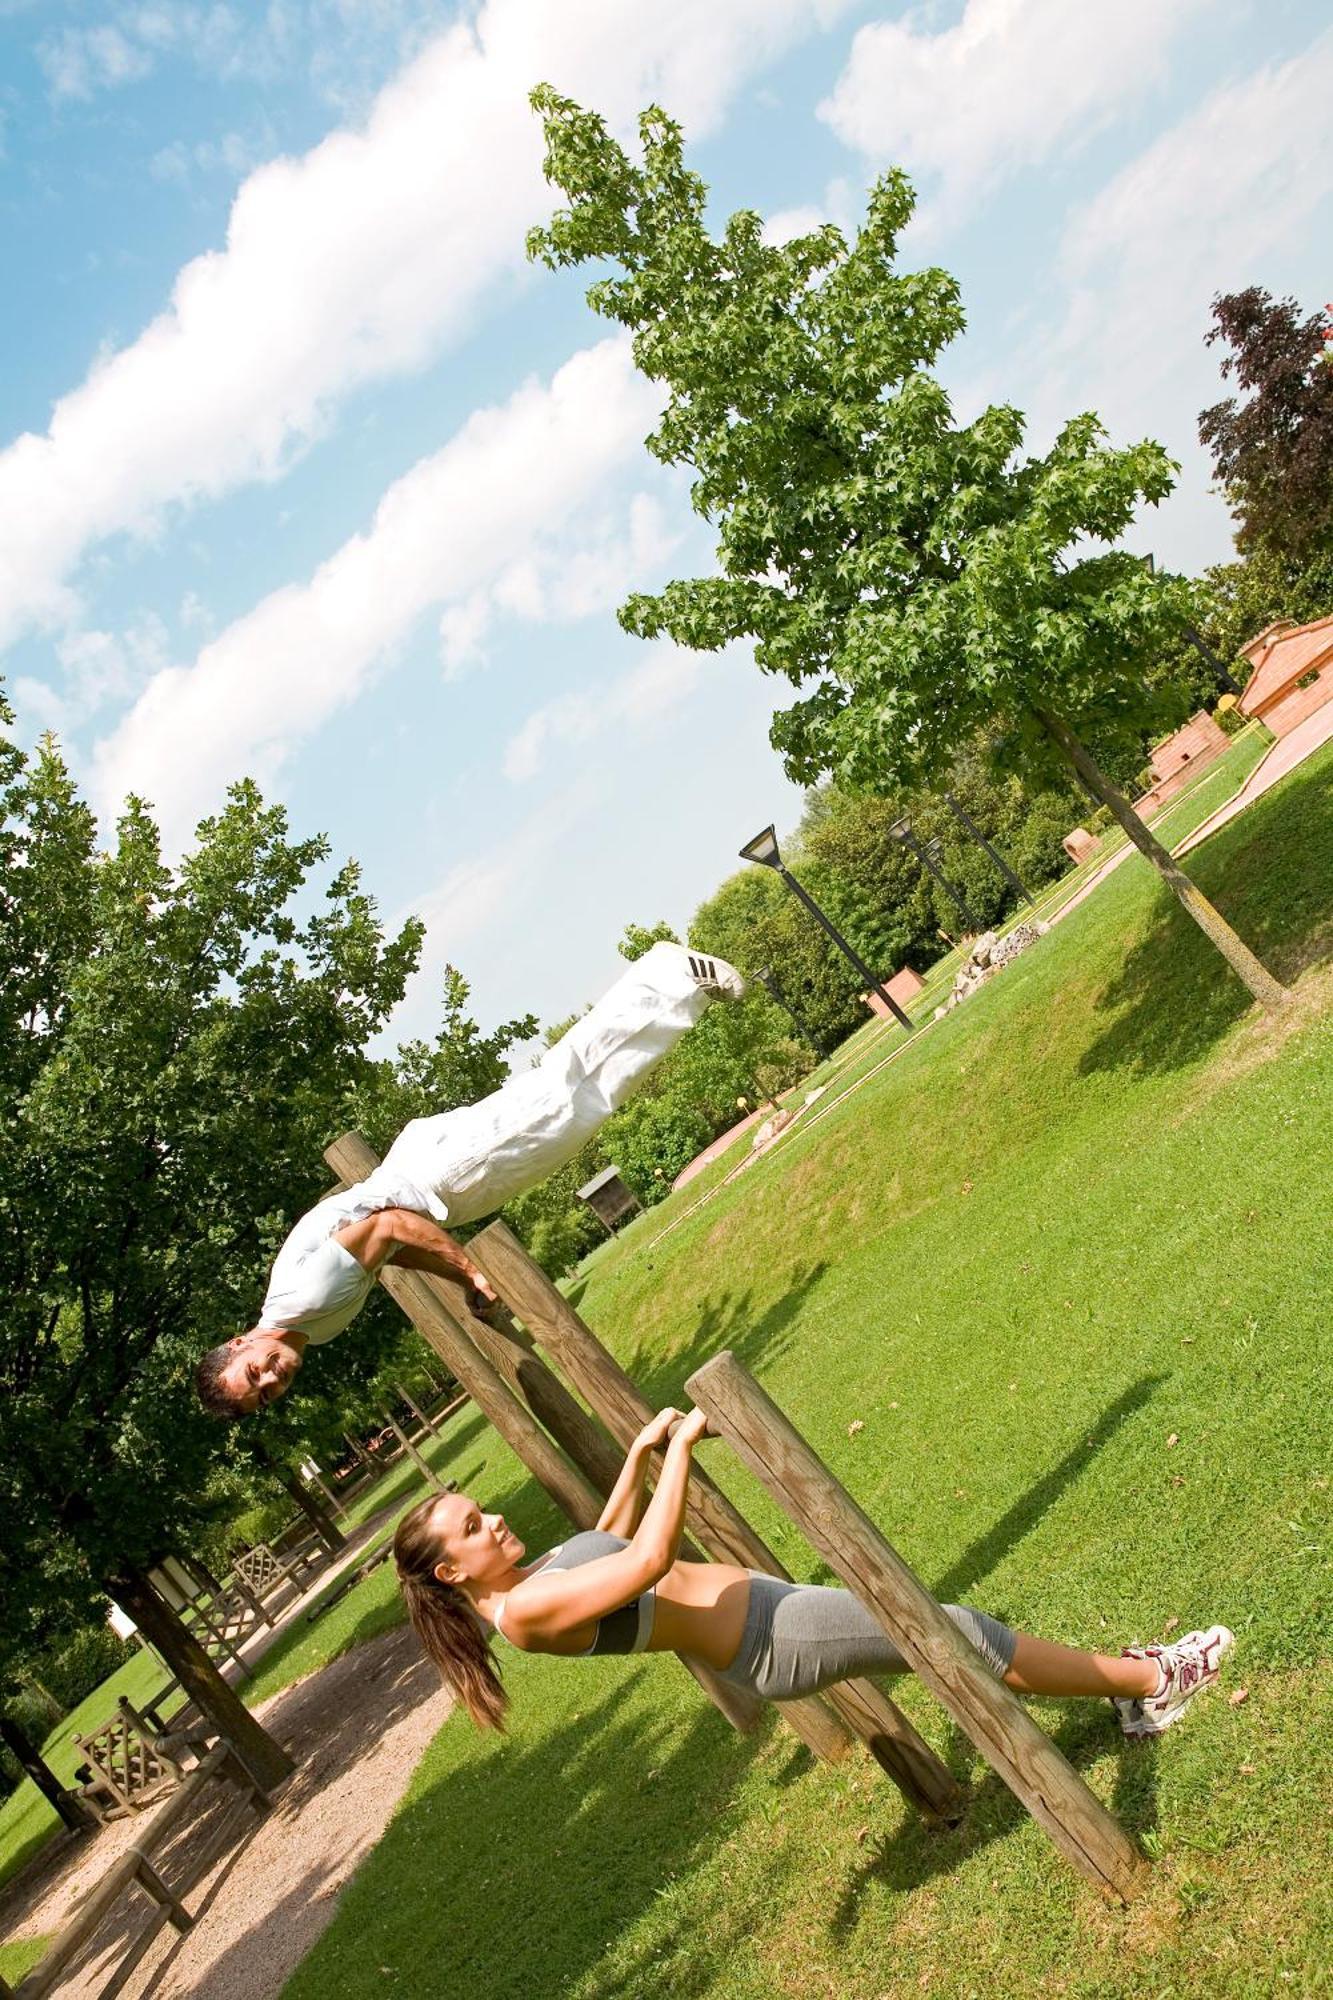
[89,338,664,840]
[1046,32,1332,499]
[39,21,155,99]
[2,0,850,652]
[437,490,679,677]
[502,639,714,782]
[762,177,856,246]
[948,26,1333,572]
[820,0,1210,225]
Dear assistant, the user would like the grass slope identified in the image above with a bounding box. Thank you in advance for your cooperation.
[281,744,1333,1997]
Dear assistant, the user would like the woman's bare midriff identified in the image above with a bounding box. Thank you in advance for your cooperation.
[646,1558,752,1669]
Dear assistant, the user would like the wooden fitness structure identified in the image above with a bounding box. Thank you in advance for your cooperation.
[324,1133,1145,1901]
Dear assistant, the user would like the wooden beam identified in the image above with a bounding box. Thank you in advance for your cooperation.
[469,1220,885,1778]
[325,1133,625,1495]
[321,1138,760,1738]
[686,1351,1147,1903]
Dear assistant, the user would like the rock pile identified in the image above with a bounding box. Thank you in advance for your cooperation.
[935,919,1048,1015]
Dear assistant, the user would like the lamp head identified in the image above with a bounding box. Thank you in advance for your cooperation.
[739,824,782,870]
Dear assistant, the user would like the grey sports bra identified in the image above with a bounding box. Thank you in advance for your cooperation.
[491,1530,656,1657]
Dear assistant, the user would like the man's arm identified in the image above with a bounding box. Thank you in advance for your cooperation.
[332,1208,498,1305]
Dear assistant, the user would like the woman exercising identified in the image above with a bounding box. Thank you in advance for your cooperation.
[395,1407,1232,1741]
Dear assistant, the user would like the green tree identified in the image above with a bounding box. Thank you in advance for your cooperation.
[618,918,679,960]
[0,714,425,1772]
[527,92,1287,1010]
[688,867,867,1048]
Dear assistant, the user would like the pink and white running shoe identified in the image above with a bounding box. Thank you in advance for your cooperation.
[1113,1624,1234,1739]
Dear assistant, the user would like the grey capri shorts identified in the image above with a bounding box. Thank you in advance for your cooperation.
[714,1573,1017,1703]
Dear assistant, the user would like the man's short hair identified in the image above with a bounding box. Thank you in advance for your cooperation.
[195,1343,241,1420]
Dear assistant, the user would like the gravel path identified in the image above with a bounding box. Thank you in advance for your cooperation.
[3,1622,451,2000]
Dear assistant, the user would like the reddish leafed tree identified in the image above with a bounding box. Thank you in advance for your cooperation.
[1199,289,1333,562]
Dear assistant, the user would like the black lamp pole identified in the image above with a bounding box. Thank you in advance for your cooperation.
[890,817,979,931]
[944,793,1035,907]
[739,826,912,1032]
[755,967,832,1060]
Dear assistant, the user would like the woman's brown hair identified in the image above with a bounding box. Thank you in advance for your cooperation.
[394,1493,509,1731]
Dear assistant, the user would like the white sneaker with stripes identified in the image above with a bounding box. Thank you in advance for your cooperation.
[1113,1624,1234,1739]
[686,951,747,1002]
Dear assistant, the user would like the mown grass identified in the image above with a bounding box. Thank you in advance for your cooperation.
[283,740,1333,1998]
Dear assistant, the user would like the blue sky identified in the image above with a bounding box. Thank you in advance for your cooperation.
[2,0,1329,1045]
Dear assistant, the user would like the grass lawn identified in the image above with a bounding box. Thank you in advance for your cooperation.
[282,739,1333,1998]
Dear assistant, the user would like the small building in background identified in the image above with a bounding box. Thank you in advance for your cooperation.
[576,1165,642,1235]
[1132,709,1231,817]
[1238,614,1333,737]
[862,966,925,1019]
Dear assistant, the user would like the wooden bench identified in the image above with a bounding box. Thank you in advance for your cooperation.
[72,1699,189,1823]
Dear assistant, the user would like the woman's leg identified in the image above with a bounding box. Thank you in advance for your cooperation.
[721,1579,1230,1738]
[1004,1634,1157,1700]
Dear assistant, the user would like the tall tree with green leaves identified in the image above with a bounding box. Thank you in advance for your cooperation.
[527,91,1287,1010]
[0,710,424,1776]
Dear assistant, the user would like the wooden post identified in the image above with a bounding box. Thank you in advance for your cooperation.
[468,1221,905,1781]
[686,1352,1147,1903]
[325,1134,625,1496]
[469,1222,968,1806]
[256,1443,345,1558]
[320,1143,760,1738]
[380,1405,449,1493]
[0,1716,92,1834]
[395,1380,438,1435]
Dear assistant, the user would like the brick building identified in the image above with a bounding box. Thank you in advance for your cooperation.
[1238,614,1333,737]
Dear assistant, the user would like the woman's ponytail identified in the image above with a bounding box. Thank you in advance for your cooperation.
[395,1495,509,1731]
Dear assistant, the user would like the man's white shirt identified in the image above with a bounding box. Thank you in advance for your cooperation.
[258,1167,442,1344]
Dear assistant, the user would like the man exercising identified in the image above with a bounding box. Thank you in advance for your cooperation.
[195,943,744,1418]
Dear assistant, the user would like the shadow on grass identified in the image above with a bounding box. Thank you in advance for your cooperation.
[616,1261,832,1407]
[280,1673,772,2000]
[1078,751,1333,1080]
[931,1374,1166,1606]
[826,1700,1162,1936]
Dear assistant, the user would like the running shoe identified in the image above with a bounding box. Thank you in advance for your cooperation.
[1112,1624,1234,1739]
[687,951,747,1001]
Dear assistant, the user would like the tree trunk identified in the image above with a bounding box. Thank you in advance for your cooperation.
[107,1570,293,1794]
[0,1715,92,1832]
[1035,704,1289,1010]
[395,1380,437,1435]
[344,1430,377,1474]
[258,1444,345,1556]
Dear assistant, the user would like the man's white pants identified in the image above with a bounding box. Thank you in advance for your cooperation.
[380,943,723,1225]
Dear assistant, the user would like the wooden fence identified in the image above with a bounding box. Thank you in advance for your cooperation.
[6,1744,271,2000]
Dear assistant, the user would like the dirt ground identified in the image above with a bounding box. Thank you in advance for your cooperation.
[0,1623,452,2000]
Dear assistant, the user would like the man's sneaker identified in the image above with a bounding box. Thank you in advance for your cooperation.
[687,951,747,1002]
[1112,1624,1234,1739]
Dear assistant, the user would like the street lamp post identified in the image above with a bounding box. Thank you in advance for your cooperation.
[754,966,832,1061]
[739,825,913,1031]
[943,792,1035,907]
[889,816,979,932]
